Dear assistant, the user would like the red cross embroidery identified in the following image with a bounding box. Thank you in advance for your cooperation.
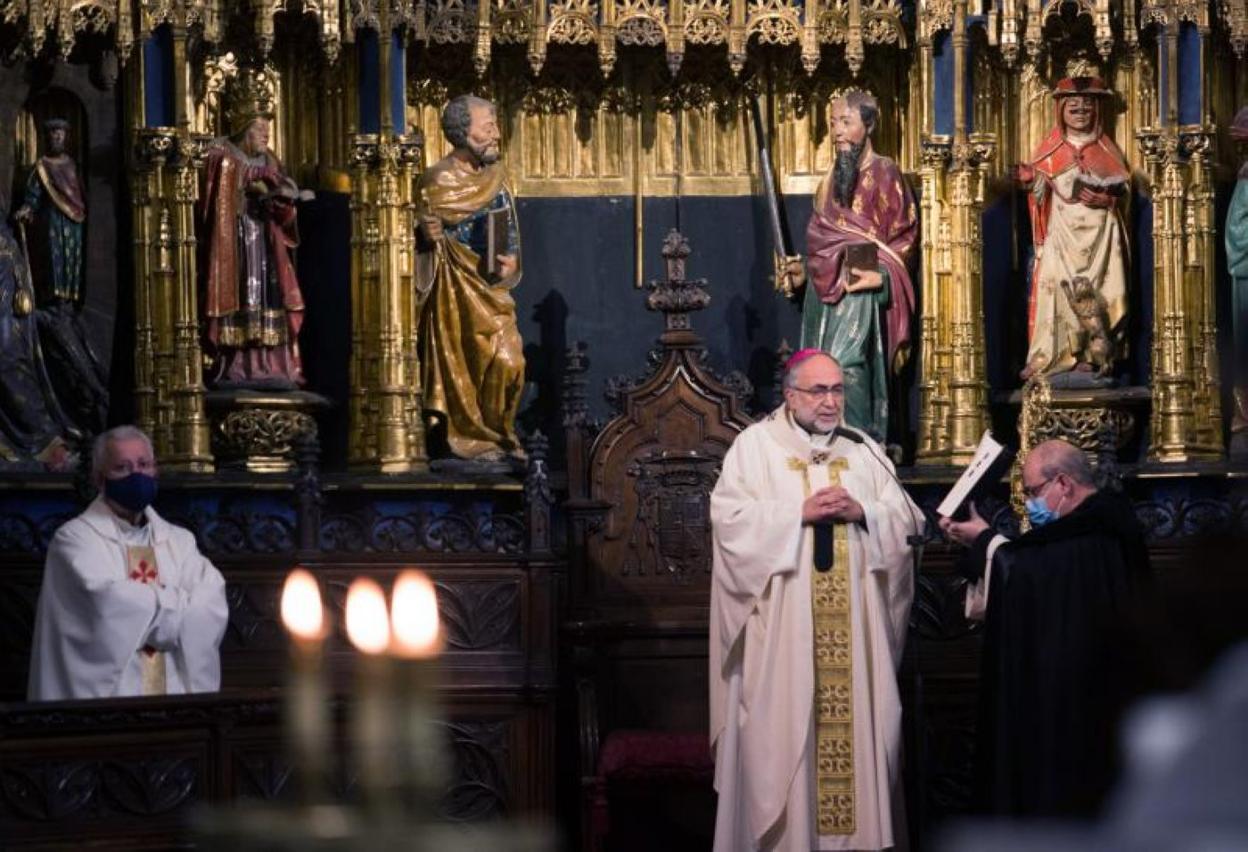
[130,559,158,584]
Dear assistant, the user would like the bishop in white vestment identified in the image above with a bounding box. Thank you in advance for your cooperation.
[28,426,228,701]
[710,351,916,851]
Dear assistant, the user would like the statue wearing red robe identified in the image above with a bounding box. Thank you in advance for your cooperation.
[199,115,305,389]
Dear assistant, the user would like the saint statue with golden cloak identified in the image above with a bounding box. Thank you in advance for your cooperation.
[416,95,525,467]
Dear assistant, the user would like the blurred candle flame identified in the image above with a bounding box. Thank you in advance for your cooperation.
[390,570,442,659]
[280,568,324,641]
[345,577,391,654]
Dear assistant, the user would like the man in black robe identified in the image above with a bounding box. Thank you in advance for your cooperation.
[940,439,1150,818]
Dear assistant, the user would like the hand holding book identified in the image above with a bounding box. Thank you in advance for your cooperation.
[938,502,991,547]
[1072,172,1127,208]
[495,253,518,280]
[843,242,882,292]
[485,207,512,280]
[936,431,1014,520]
[844,268,884,292]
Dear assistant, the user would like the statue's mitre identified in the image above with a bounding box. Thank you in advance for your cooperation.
[1053,76,1111,97]
[224,67,277,135]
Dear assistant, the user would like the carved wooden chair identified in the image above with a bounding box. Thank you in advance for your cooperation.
[562,231,754,852]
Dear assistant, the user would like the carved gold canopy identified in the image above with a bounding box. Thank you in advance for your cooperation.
[7,0,1244,78]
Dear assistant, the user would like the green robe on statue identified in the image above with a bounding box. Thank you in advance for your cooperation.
[1226,169,1248,449]
[800,273,891,439]
[798,153,918,442]
[21,156,86,305]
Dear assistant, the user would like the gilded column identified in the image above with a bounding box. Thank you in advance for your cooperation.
[945,138,993,462]
[348,133,427,472]
[347,19,427,472]
[944,0,991,463]
[915,0,950,462]
[1138,5,1223,462]
[169,133,214,469]
[1181,127,1223,453]
[348,136,377,466]
[129,12,212,471]
[915,138,951,460]
[1139,128,1203,462]
[132,129,176,452]
[916,0,991,464]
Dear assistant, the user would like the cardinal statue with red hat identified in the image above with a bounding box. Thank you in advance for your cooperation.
[1016,76,1131,384]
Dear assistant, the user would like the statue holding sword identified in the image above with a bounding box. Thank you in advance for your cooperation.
[755,90,918,443]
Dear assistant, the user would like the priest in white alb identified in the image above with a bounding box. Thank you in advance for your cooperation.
[710,349,917,851]
[28,425,229,701]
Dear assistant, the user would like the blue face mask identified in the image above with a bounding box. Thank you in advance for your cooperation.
[103,472,158,514]
[1025,497,1058,527]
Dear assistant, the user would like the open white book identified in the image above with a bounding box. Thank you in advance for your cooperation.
[936,431,1014,518]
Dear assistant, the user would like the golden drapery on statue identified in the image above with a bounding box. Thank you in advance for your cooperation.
[417,156,525,463]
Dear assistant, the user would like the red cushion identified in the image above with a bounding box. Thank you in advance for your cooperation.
[597,730,714,781]
[591,730,715,840]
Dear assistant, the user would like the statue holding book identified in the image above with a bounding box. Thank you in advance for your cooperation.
[1017,76,1130,384]
[199,72,311,390]
[785,90,918,443]
[416,95,525,466]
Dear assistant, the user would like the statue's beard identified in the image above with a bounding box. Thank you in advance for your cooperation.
[832,141,866,208]
[469,142,500,166]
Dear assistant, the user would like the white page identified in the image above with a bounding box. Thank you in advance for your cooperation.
[936,431,1007,517]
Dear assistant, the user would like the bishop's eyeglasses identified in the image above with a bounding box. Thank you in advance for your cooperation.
[790,385,845,400]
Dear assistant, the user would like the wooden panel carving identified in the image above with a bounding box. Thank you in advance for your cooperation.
[230,744,296,803]
[0,693,551,848]
[444,720,511,820]
[572,230,753,615]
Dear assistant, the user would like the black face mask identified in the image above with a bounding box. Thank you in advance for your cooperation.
[103,472,158,514]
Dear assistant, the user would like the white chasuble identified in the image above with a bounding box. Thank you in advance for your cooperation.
[710,409,917,851]
[29,497,229,701]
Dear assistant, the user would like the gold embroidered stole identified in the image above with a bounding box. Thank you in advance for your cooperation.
[125,545,166,696]
[788,454,855,836]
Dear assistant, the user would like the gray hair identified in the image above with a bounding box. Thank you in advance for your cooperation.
[783,352,842,388]
[1034,439,1097,488]
[91,426,154,481]
[441,95,495,150]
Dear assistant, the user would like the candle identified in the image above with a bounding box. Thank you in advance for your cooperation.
[345,577,398,812]
[390,570,442,659]
[280,568,329,803]
[389,571,447,809]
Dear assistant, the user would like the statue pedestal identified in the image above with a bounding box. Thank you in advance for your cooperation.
[205,390,330,474]
[1010,385,1151,462]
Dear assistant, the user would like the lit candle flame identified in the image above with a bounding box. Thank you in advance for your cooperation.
[390,570,442,658]
[280,568,324,641]
[345,577,391,654]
